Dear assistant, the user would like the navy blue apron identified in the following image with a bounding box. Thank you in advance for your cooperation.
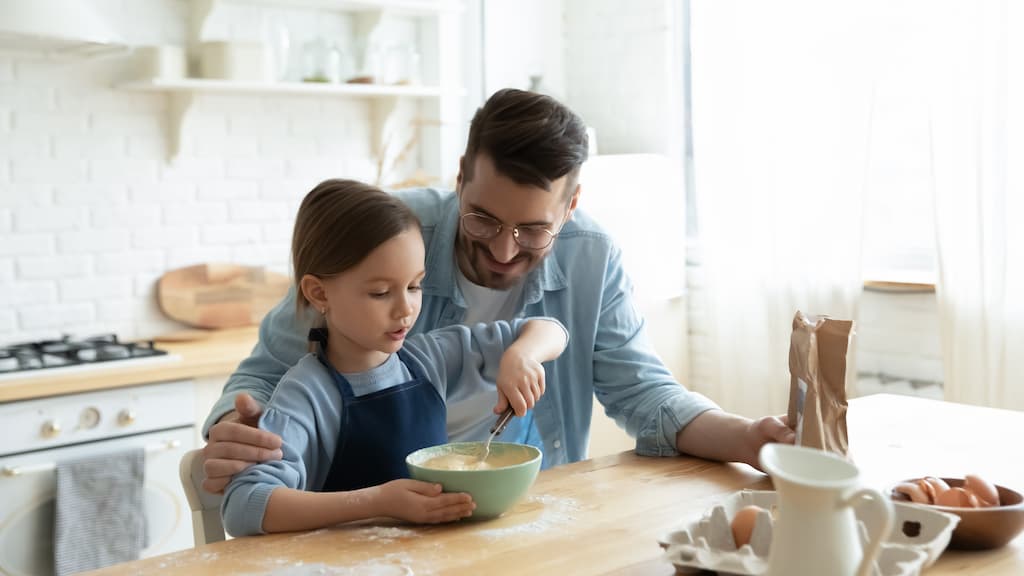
[315,332,447,492]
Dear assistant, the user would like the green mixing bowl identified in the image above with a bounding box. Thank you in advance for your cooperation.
[406,441,542,519]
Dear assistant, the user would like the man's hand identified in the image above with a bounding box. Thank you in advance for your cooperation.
[202,393,283,494]
[375,479,476,523]
[741,414,795,470]
[676,410,795,471]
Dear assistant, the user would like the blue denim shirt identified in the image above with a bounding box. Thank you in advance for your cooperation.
[204,187,719,468]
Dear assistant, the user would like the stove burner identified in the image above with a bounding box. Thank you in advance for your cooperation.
[0,353,19,372]
[0,334,170,375]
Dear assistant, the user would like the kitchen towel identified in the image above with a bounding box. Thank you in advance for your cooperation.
[54,447,147,576]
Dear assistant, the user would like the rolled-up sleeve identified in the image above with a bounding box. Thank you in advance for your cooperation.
[592,247,719,456]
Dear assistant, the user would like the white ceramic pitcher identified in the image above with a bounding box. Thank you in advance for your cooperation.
[759,443,893,576]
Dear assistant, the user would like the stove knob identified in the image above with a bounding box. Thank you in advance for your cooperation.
[117,409,136,427]
[41,420,61,439]
[79,407,101,429]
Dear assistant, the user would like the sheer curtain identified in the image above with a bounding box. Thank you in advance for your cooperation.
[688,2,878,417]
[929,1,1024,410]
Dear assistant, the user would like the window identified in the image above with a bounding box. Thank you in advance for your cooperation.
[680,0,938,286]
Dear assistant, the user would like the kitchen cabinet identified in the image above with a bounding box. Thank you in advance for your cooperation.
[193,375,227,447]
[119,0,465,186]
[0,380,197,572]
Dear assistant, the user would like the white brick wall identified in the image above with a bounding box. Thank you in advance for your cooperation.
[0,58,12,83]
[0,0,381,345]
[563,0,682,156]
[0,311,14,333]
[0,281,57,307]
[1,132,50,158]
[17,256,92,280]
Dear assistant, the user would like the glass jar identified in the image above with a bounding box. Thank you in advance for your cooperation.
[302,37,330,83]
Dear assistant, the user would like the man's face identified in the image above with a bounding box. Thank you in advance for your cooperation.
[455,154,578,290]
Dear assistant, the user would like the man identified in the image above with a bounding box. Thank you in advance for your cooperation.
[201,88,794,493]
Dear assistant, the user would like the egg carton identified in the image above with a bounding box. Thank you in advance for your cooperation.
[658,490,960,576]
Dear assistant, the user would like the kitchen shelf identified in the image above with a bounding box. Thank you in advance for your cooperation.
[119,77,446,98]
[226,0,463,15]
[124,0,466,183]
[119,78,452,163]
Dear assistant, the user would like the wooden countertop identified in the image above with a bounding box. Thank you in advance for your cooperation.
[0,327,259,403]
[86,394,1024,575]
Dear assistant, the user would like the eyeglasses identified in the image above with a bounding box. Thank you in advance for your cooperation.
[460,212,560,250]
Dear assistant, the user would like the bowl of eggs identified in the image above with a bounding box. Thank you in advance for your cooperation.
[891,475,1024,549]
[406,441,542,519]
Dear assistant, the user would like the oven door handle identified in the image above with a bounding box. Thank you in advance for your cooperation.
[1,439,182,478]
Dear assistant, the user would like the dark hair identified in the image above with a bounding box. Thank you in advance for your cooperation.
[292,179,420,312]
[463,88,589,198]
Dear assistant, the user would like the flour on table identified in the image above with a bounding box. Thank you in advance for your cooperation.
[260,563,413,576]
[474,493,581,539]
[252,551,430,576]
[238,527,430,576]
[349,526,420,543]
[155,548,215,569]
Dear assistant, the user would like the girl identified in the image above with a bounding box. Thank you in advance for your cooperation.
[221,179,568,536]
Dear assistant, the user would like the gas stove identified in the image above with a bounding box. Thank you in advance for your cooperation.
[0,334,179,381]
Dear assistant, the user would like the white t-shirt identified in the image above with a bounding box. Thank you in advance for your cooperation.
[456,269,523,325]
[448,268,534,443]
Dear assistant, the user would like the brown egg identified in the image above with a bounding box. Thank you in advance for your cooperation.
[935,486,980,508]
[731,505,763,548]
[922,477,950,501]
[964,474,1000,507]
[894,481,930,504]
[915,478,936,503]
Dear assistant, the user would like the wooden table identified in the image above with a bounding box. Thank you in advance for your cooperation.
[87,394,1024,575]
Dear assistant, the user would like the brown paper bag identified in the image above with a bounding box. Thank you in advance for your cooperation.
[787,311,854,456]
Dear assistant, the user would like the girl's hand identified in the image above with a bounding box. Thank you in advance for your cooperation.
[494,347,546,417]
[375,479,475,523]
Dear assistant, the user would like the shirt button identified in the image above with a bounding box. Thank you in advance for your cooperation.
[553,440,561,449]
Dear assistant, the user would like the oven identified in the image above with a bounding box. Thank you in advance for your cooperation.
[0,341,196,575]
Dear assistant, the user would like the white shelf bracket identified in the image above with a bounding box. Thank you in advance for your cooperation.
[370,95,400,155]
[369,95,401,185]
[190,0,217,46]
[354,10,386,49]
[168,92,196,163]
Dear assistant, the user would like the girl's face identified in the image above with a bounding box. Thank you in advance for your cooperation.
[307,228,426,373]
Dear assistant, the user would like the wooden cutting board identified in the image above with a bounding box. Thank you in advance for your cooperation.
[157,263,291,329]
